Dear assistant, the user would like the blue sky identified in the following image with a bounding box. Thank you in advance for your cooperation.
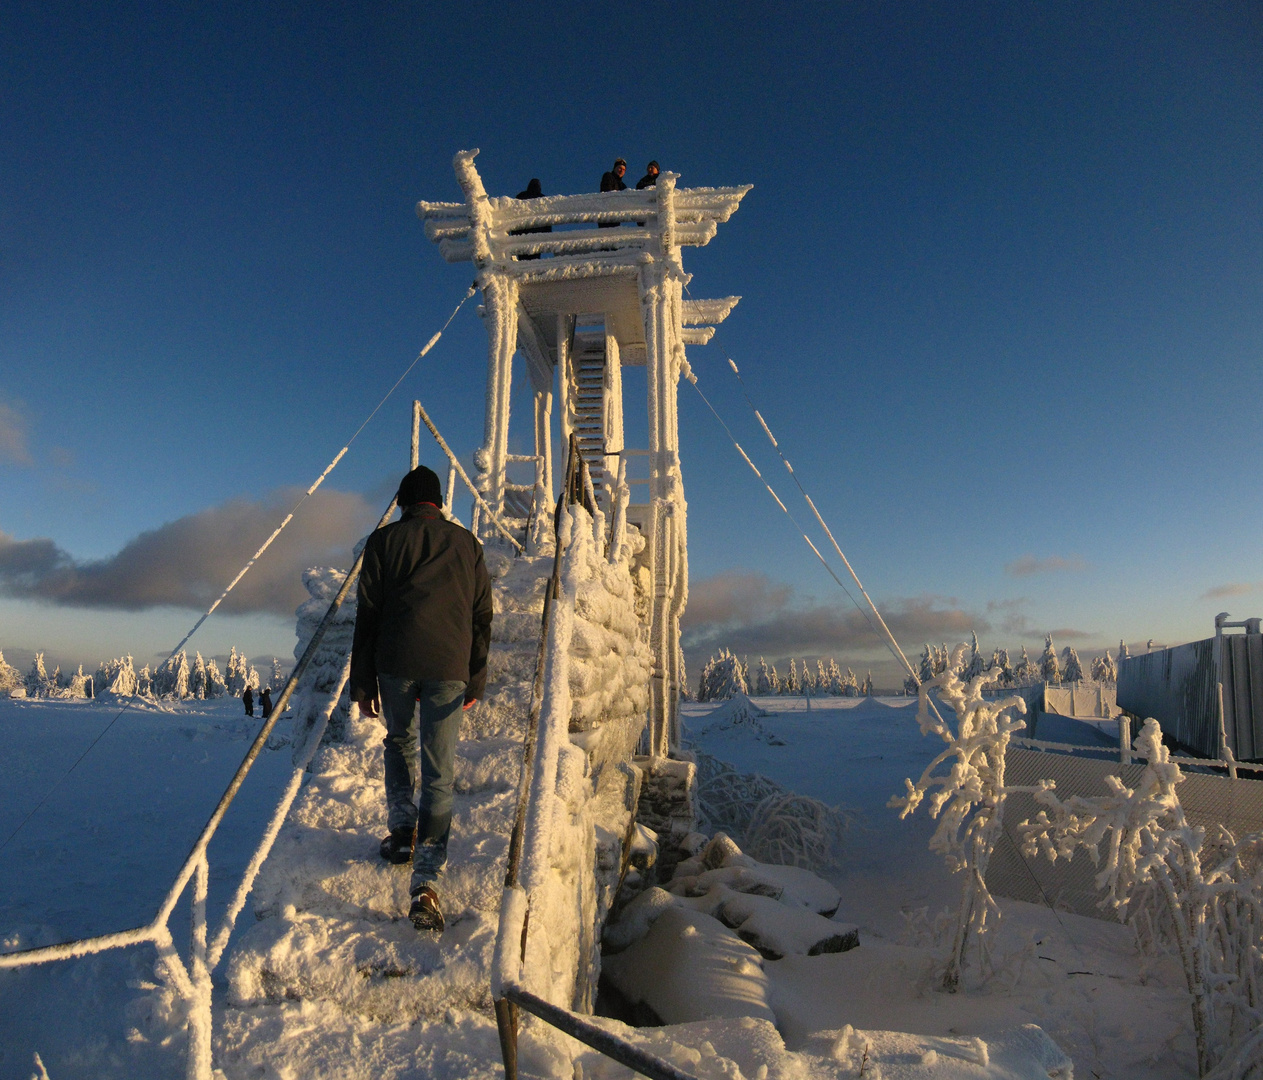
[2,2,1261,684]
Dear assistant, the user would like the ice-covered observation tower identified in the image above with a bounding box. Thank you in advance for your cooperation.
[417,150,750,753]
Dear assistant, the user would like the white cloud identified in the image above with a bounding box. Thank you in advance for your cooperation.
[0,487,377,615]
[1005,554,1087,578]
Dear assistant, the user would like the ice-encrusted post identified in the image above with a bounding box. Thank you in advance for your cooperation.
[475,271,519,526]
[639,173,689,756]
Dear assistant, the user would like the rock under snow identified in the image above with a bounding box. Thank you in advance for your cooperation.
[600,905,777,1026]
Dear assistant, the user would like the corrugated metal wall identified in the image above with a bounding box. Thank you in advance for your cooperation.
[1222,633,1263,761]
[1117,639,1219,757]
[1117,635,1263,761]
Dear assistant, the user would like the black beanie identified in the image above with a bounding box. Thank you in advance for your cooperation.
[397,466,442,507]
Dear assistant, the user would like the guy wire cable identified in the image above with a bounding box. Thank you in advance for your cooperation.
[684,280,921,686]
[0,282,477,858]
[683,369,882,643]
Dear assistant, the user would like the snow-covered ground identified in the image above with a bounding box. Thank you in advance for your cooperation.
[680,696,1197,1079]
[0,690,1199,1079]
[0,696,295,1079]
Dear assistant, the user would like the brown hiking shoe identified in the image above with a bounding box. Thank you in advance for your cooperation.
[409,887,444,932]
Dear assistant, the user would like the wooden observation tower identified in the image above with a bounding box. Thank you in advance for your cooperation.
[417,149,750,754]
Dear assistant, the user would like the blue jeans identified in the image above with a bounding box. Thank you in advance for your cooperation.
[378,674,466,894]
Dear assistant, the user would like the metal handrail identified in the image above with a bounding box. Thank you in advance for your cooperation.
[491,436,694,1080]
[0,494,396,1080]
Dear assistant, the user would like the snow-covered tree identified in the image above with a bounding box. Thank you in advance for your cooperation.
[992,648,1014,686]
[842,667,860,697]
[1090,650,1117,684]
[190,652,208,699]
[0,651,21,694]
[825,658,842,695]
[137,664,154,697]
[862,670,874,696]
[918,645,934,685]
[767,664,780,694]
[755,657,773,696]
[98,655,138,697]
[225,647,247,696]
[154,651,191,699]
[1040,635,1060,685]
[269,657,287,692]
[891,643,1032,991]
[697,655,716,702]
[246,665,261,692]
[707,650,747,700]
[1063,647,1083,684]
[1021,719,1263,1078]
[26,653,54,698]
[963,632,985,682]
[66,665,91,698]
[1014,646,1037,685]
[205,658,227,698]
[903,672,919,695]
[783,658,799,695]
[1118,639,1131,663]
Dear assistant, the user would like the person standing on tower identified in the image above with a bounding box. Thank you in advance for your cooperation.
[635,160,660,189]
[350,465,493,934]
[599,158,627,228]
[510,178,550,259]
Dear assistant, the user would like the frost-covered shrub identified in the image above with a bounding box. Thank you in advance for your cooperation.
[1021,718,1263,1078]
[890,643,1031,992]
[694,751,847,869]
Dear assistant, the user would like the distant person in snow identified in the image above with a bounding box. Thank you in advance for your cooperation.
[350,465,493,934]
[599,158,627,227]
[260,686,273,719]
[242,685,254,717]
[510,178,550,259]
[635,160,660,189]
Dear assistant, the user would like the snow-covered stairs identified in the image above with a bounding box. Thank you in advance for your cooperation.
[218,551,550,1066]
[571,326,608,498]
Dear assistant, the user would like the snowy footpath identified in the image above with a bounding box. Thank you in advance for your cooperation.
[1,658,1198,1078]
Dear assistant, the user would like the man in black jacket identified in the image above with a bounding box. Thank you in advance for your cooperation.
[635,161,659,189]
[599,158,627,227]
[350,465,493,932]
